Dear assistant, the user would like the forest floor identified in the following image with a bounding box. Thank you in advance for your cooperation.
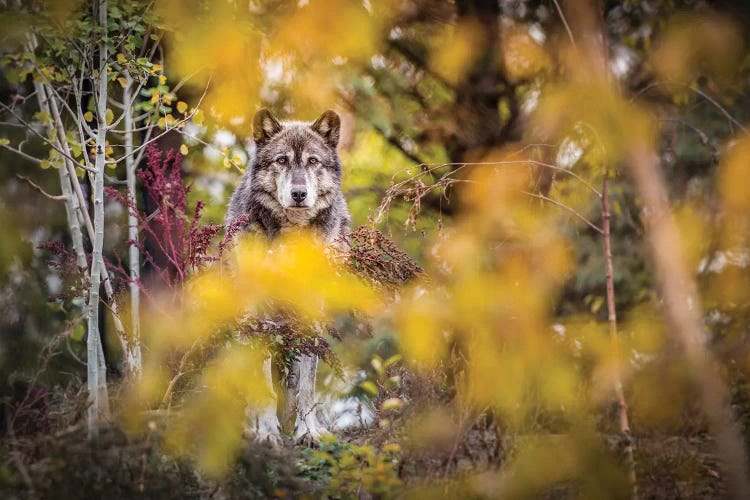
[0,388,728,500]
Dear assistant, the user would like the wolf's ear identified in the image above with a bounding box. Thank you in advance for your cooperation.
[253,109,282,144]
[310,110,341,148]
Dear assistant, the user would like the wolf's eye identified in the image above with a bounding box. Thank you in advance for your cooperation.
[276,156,287,164]
[308,157,319,165]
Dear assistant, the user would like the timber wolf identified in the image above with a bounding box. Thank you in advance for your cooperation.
[225,108,350,445]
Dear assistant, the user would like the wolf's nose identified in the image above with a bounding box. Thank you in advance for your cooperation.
[291,188,307,203]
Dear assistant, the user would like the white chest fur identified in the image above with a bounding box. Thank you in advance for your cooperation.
[282,207,314,227]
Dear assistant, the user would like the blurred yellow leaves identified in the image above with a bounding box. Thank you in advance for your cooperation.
[537,79,655,164]
[674,204,710,273]
[390,160,583,425]
[395,288,448,369]
[156,0,388,129]
[124,231,383,474]
[163,344,273,477]
[142,231,381,352]
[501,25,551,83]
[156,0,263,127]
[429,19,485,85]
[272,0,379,62]
[705,135,750,307]
[718,138,750,213]
[651,13,744,88]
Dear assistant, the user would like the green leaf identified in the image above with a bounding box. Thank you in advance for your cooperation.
[371,356,383,375]
[193,109,205,125]
[384,354,402,368]
[359,380,378,396]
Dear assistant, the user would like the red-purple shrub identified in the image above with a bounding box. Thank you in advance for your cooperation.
[36,241,87,302]
[105,145,230,291]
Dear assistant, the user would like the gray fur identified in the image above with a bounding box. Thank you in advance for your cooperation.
[225,109,350,243]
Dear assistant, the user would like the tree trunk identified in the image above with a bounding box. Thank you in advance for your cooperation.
[86,0,110,438]
[628,146,750,499]
[123,74,143,379]
[602,177,637,496]
[25,31,112,431]
[559,1,638,494]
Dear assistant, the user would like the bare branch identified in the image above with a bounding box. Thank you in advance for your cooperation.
[0,102,95,172]
[552,0,577,48]
[110,78,210,165]
[16,174,68,201]
[522,191,603,234]
[0,141,43,165]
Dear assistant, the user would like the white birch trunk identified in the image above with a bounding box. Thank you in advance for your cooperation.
[86,0,110,438]
[25,32,111,428]
[122,74,142,379]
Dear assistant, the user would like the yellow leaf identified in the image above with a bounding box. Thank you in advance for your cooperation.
[176,101,188,114]
[159,75,167,85]
[117,77,128,88]
[719,138,750,212]
[0,138,9,145]
[116,53,127,64]
[83,111,93,122]
[105,108,114,125]
[430,19,485,85]
[180,144,189,156]
[381,398,404,412]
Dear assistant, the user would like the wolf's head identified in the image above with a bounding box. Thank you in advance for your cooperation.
[251,108,342,213]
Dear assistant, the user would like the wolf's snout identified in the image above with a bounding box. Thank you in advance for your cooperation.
[291,187,307,203]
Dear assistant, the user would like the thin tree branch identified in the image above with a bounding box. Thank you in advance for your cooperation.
[0,102,96,172]
[0,141,43,165]
[16,174,68,201]
[522,190,603,234]
[553,0,577,48]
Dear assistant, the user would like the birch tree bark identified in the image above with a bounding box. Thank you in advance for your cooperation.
[122,73,143,379]
[86,0,110,438]
[24,32,111,426]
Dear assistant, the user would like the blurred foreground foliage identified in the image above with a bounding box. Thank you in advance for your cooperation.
[2,0,750,498]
